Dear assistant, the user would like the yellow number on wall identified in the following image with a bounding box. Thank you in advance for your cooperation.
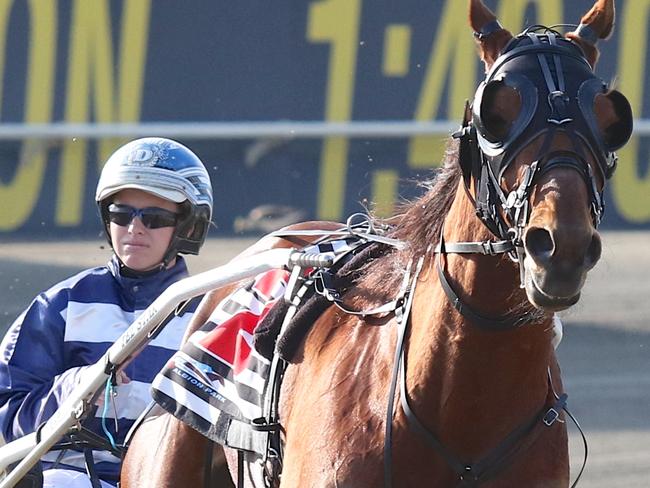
[308,0,362,220]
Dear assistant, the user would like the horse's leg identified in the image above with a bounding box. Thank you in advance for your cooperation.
[120,406,234,488]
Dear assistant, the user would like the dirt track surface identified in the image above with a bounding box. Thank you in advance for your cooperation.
[1,232,649,487]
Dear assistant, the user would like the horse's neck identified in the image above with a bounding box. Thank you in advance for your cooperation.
[405,182,554,456]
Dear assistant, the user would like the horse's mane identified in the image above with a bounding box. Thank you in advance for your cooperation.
[357,137,544,323]
[358,139,462,299]
[389,139,462,259]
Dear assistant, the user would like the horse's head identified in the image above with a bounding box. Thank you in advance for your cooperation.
[460,0,632,312]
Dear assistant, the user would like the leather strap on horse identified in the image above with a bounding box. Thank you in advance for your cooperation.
[434,232,533,331]
[383,250,588,486]
[82,448,102,488]
[404,369,588,488]
[383,254,425,488]
[473,19,504,40]
[237,450,244,488]
[435,252,530,331]
[421,232,588,484]
[401,368,567,487]
[203,441,214,488]
[383,260,580,487]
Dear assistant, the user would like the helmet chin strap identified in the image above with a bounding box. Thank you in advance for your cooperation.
[158,215,194,268]
[116,255,170,278]
[113,223,183,278]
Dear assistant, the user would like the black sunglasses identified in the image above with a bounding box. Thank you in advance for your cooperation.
[107,203,179,229]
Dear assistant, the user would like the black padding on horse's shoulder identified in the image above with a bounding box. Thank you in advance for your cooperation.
[276,294,330,362]
[253,299,291,359]
[275,242,390,363]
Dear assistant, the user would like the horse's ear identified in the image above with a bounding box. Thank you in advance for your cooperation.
[469,0,513,71]
[567,0,615,68]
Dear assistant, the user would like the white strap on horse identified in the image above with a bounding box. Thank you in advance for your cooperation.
[269,213,407,250]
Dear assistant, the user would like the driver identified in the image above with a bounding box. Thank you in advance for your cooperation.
[0,137,213,488]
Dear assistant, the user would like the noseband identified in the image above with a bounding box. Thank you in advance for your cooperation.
[453,26,632,260]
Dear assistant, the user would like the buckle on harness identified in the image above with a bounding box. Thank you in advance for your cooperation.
[459,465,479,483]
[481,241,496,255]
[251,417,281,433]
[543,407,560,426]
[314,270,340,302]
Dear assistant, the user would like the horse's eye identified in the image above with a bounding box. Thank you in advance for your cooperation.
[478,81,521,142]
[595,90,633,151]
[482,113,510,138]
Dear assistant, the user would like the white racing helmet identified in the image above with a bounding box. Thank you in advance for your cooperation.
[96,137,213,265]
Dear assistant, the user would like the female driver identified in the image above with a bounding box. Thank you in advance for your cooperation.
[0,137,213,488]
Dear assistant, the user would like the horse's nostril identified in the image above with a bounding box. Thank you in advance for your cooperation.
[585,232,602,269]
[525,227,555,264]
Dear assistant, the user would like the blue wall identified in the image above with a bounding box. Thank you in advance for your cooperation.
[1,0,649,238]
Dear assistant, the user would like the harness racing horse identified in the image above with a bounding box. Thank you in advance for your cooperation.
[120,0,632,486]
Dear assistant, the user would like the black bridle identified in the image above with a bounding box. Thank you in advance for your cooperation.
[453,26,632,283]
[383,25,632,488]
[441,25,633,321]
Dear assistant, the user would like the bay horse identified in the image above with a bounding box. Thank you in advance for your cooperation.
[121,0,632,486]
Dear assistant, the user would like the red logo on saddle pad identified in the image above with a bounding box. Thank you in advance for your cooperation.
[195,269,289,375]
